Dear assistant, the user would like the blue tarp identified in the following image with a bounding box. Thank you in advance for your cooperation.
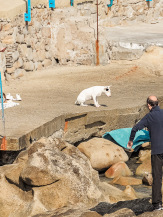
[103,128,150,151]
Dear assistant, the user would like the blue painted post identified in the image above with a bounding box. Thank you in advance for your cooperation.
[49,0,55,8]
[146,0,152,1]
[107,0,113,7]
[24,0,31,22]
[0,72,4,123]
[70,0,74,6]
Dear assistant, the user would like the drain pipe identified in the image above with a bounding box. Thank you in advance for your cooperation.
[107,0,113,8]
[49,0,55,9]
[70,0,74,6]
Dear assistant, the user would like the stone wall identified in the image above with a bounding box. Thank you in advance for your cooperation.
[0,0,162,80]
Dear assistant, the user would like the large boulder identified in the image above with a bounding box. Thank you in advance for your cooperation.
[20,138,102,211]
[110,176,142,186]
[142,173,153,186]
[123,185,137,200]
[0,138,105,216]
[103,208,136,217]
[32,205,103,217]
[136,150,151,163]
[105,161,133,178]
[78,138,129,171]
[99,182,135,204]
[135,156,151,176]
[0,174,33,217]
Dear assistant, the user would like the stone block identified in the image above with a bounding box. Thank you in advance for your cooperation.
[37,50,46,61]
[0,53,6,74]
[12,68,25,79]
[24,35,32,47]
[33,20,42,31]
[19,44,27,56]
[45,51,51,59]
[12,51,19,62]
[2,35,15,44]
[2,23,12,31]
[25,48,33,61]
[24,61,34,71]
[42,59,52,67]
[16,33,25,44]
[111,46,144,61]
[37,62,43,70]
[13,57,23,69]
[7,67,15,74]
[33,50,38,62]
[41,27,51,38]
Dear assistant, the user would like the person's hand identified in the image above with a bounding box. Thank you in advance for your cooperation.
[127,141,133,149]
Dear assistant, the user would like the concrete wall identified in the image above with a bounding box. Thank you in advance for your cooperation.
[13,104,148,150]
[0,0,163,81]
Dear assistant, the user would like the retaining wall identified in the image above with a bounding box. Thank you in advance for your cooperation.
[0,0,163,81]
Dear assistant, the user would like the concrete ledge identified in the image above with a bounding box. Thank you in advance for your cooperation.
[0,105,145,151]
[0,0,25,20]
[0,0,89,20]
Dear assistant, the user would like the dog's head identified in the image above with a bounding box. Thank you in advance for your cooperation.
[104,86,111,97]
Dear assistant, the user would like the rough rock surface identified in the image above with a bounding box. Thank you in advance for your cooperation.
[90,198,153,216]
[105,161,133,178]
[78,138,129,171]
[0,138,104,217]
[110,176,142,186]
[136,155,151,176]
[103,208,136,217]
[137,150,151,163]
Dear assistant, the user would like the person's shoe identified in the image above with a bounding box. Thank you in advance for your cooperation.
[153,204,163,211]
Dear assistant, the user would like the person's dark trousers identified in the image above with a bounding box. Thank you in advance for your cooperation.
[151,154,163,208]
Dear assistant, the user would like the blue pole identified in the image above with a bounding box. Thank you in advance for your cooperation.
[146,0,152,1]
[107,0,113,7]
[70,0,74,6]
[0,72,4,123]
[24,0,31,22]
[49,0,55,8]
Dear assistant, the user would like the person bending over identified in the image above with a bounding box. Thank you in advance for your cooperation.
[128,96,163,211]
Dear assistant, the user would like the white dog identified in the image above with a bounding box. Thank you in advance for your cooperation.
[75,86,111,107]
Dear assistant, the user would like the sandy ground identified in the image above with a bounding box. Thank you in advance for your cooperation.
[1,58,163,141]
